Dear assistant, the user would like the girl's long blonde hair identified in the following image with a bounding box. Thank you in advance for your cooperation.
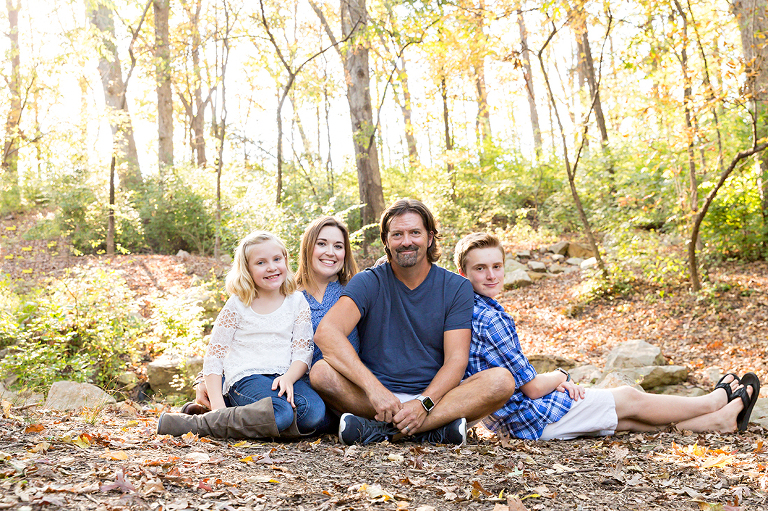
[295,216,358,292]
[226,231,296,305]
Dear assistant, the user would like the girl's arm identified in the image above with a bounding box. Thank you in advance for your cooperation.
[272,360,309,407]
[202,300,240,410]
[204,373,227,410]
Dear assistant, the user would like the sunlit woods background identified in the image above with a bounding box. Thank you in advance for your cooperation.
[2,0,767,278]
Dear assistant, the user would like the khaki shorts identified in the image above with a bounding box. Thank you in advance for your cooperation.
[539,388,618,440]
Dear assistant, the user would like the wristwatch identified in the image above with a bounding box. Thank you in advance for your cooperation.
[556,367,571,382]
[416,395,435,414]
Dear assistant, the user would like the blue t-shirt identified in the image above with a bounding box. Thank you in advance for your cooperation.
[342,262,473,394]
[302,280,360,365]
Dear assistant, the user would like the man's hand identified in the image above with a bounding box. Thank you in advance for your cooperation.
[556,380,585,401]
[367,386,403,423]
[196,379,212,409]
[393,399,428,435]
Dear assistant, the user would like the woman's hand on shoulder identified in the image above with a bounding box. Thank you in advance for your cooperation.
[557,380,585,401]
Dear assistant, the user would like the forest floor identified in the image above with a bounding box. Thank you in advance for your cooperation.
[1,210,767,510]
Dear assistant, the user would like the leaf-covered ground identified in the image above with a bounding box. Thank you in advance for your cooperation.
[2,211,767,510]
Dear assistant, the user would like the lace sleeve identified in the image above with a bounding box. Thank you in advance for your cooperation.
[291,295,315,369]
[203,302,241,376]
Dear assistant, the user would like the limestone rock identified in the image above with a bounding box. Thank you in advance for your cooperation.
[527,354,576,374]
[569,365,602,385]
[504,258,527,273]
[116,372,139,390]
[568,242,595,259]
[44,381,116,411]
[652,385,707,397]
[526,271,547,282]
[219,253,232,264]
[593,371,644,391]
[527,261,547,273]
[751,398,768,428]
[580,257,598,270]
[551,254,565,262]
[147,355,203,397]
[547,241,569,255]
[0,382,44,408]
[516,250,531,259]
[622,365,689,390]
[548,263,567,274]
[566,257,584,266]
[504,268,532,289]
[604,340,666,370]
[176,250,191,259]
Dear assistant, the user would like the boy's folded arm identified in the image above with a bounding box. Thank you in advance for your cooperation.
[519,371,567,399]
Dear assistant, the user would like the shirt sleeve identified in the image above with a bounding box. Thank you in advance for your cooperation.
[479,310,537,389]
[290,294,315,369]
[444,276,474,332]
[203,298,241,376]
[341,269,377,318]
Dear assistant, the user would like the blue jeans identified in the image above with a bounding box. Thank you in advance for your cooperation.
[225,374,327,434]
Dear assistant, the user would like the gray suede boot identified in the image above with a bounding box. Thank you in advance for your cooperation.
[157,397,280,439]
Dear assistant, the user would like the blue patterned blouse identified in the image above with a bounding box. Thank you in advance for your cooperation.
[302,280,360,365]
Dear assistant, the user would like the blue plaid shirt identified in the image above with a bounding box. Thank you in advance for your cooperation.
[465,293,572,440]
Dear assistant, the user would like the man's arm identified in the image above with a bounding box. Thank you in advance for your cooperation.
[393,328,470,433]
[314,296,403,422]
[520,371,585,400]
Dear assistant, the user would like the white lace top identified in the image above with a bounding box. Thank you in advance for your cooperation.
[202,292,315,395]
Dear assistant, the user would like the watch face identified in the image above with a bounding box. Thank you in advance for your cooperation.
[421,396,435,411]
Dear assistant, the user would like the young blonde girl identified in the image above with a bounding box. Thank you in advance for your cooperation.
[158,231,326,437]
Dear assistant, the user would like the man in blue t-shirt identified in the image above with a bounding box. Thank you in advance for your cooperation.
[311,199,516,445]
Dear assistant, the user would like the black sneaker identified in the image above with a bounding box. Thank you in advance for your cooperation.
[338,413,399,446]
[411,418,467,445]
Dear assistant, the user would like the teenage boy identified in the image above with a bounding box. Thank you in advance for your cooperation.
[454,232,760,440]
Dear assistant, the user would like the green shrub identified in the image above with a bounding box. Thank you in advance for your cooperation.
[0,267,145,392]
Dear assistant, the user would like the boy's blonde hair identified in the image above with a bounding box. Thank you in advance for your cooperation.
[226,231,296,305]
[454,232,505,274]
[295,216,358,292]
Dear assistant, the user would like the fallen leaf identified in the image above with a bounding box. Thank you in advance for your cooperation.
[508,496,528,511]
[29,442,50,453]
[471,480,493,496]
[184,452,210,463]
[100,450,129,461]
[25,423,45,434]
[359,483,393,502]
[100,470,136,493]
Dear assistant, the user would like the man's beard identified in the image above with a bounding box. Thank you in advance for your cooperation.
[394,246,419,267]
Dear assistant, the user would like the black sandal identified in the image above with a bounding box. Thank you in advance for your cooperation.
[736,373,760,432]
[714,373,740,402]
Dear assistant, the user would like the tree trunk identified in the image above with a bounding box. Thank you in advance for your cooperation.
[731,0,768,233]
[441,75,455,200]
[571,2,608,148]
[154,0,173,168]
[340,0,385,236]
[517,9,542,156]
[394,56,419,168]
[2,0,21,208]
[472,1,491,153]
[673,0,699,222]
[88,2,142,192]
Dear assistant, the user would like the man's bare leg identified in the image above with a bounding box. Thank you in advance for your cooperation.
[309,360,377,418]
[413,367,516,434]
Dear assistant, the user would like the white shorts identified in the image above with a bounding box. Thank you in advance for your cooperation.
[393,392,418,403]
[539,388,618,440]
